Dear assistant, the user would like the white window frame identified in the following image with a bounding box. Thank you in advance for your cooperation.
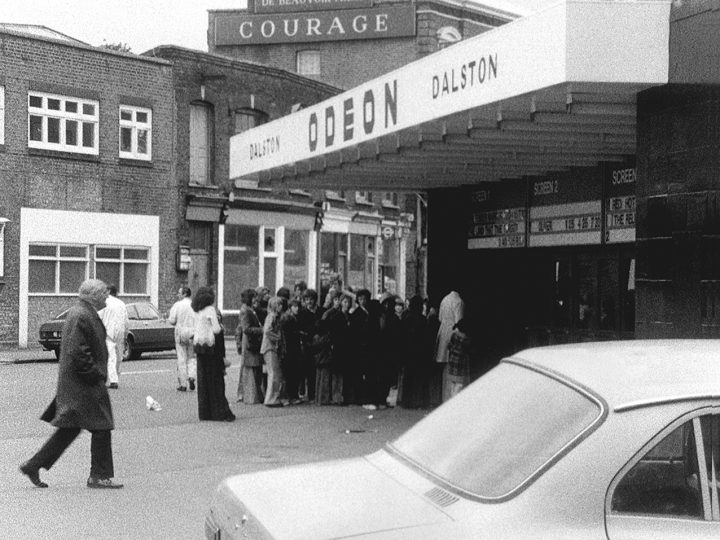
[382,192,399,208]
[355,191,373,205]
[94,245,150,295]
[28,243,89,295]
[119,105,152,160]
[27,92,99,155]
[0,86,5,145]
[296,50,321,76]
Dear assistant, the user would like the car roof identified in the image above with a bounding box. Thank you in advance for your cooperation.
[509,340,720,411]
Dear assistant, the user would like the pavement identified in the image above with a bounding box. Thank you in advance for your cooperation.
[0,347,56,364]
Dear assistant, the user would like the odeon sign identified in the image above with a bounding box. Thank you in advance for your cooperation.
[213,5,416,45]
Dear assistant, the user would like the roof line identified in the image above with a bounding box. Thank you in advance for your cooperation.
[614,394,720,413]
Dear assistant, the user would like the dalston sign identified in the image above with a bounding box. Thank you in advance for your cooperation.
[253,0,372,14]
[213,5,415,45]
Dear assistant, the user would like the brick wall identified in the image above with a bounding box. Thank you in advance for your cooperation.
[0,31,179,346]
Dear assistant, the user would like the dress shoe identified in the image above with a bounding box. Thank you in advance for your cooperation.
[108,383,119,389]
[20,462,48,488]
[176,385,187,392]
[87,477,124,489]
[188,378,195,391]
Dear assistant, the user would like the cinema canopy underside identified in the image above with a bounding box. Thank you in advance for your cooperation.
[229,1,671,192]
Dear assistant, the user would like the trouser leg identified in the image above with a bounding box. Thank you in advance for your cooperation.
[187,344,197,381]
[176,339,188,385]
[26,427,81,471]
[90,430,114,479]
[106,337,119,384]
[115,337,124,378]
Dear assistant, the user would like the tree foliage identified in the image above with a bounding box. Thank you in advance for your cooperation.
[100,41,133,53]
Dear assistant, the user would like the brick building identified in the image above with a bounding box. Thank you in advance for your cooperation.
[0,26,178,348]
[207,0,516,89]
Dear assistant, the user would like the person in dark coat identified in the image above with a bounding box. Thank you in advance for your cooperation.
[193,287,235,422]
[20,279,123,489]
[236,288,264,404]
[398,295,430,409]
[297,288,324,401]
[279,297,303,404]
[316,291,350,405]
[377,294,404,407]
[347,289,376,405]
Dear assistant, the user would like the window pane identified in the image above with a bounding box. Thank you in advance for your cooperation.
[59,261,86,293]
[284,229,309,290]
[264,229,276,253]
[96,247,121,259]
[612,420,703,518]
[29,260,56,293]
[47,117,60,143]
[223,225,259,309]
[137,130,148,154]
[29,95,42,108]
[120,110,133,121]
[350,235,365,271]
[124,248,148,260]
[223,249,259,310]
[82,103,95,115]
[124,263,148,294]
[65,120,78,146]
[29,245,56,257]
[264,257,276,291]
[120,126,132,152]
[47,98,60,111]
[136,111,148,123]
[190,104,210,185]
[82,122,94,147]
[59,245,86,257]
[65,101,78,113]
[29,115,43,141]
[96,261,120,287]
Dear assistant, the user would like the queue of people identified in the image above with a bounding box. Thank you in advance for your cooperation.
[170,282,471,423]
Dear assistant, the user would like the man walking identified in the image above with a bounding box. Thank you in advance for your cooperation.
[100,284,128,389]
[168,286,197,391]
[20,279,123,489]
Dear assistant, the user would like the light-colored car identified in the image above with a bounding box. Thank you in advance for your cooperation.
[205,340,720,539]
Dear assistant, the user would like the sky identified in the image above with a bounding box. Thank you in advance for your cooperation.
[1,0,553,53]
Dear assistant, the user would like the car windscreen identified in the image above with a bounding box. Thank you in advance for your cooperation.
[134,303,158,320]
[389,361,602,500]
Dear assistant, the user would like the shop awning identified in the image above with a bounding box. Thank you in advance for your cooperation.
[229,0,671,190]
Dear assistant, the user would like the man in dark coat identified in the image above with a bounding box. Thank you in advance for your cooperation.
[20,279,123,489]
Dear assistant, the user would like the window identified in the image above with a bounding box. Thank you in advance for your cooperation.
[189,102,214,185]
[233,108,268,135]
[382,192,399,208]
[610,414,720,520]
[119,105,152,160]
[437,26,461,49]
[28,92,99,154]
[349,235,375,291]
[355,191,373,205]
[28,244,89,294]
[0,86,4,145]
[325,190,345,201]
[94,246,149,295]
[296,50,321,76]
[223,225,260,310]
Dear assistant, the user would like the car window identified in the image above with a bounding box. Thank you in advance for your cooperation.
[134,303,158,320]
[126,305,139,320]
[611,414,720,520]
[389,361,603,499]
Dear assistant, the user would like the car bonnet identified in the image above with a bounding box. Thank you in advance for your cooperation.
[213,453,452,539]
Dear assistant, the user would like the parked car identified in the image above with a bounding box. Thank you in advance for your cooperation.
[39,302,176,361]
[205,340,720,539]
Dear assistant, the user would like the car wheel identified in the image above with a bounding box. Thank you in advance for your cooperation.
[124,336,142,361]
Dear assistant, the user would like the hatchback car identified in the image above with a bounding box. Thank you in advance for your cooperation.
[205,340,720,539]
[39,301,175,361]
